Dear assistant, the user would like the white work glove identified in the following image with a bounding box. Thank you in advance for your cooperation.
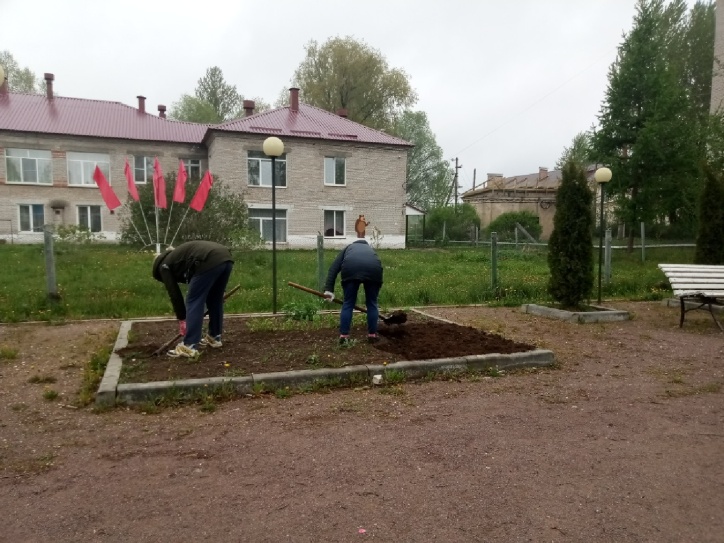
[323,291,335,302]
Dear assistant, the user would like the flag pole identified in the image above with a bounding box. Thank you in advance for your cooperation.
[136,200,154,246]
[155,206,161,254]
[169,206,190,249]
[164,201,175,246]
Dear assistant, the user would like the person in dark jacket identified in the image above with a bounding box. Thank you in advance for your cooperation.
[323,231,383,344]
[152,241,234,358]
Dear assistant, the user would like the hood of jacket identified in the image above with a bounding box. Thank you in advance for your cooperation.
[152,249,173,282]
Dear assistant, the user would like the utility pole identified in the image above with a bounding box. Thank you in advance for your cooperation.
[451,157,462,209]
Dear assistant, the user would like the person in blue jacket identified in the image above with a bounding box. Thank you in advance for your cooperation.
[152,241,234,358]
[323,226,383,344]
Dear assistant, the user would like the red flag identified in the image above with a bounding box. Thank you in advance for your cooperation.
[153,157,167,209]
[93,166,122,211]
[173,160,187,203]
[124,158,139,202]
[189,171,213,212]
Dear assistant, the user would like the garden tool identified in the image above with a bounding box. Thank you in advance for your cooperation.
[287,282,407,325]
[152,284,241,356]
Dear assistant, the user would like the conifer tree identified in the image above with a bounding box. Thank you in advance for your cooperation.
[547,160,594,308]
[694,165,724,265]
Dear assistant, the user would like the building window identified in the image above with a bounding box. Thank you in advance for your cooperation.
[134,156,154,184]
[5,149,52,184]
[248,208,287,242]
[19,204,45,232]
[324,210,345,237]
[324,157,346,186]
[247,151,287,187]
[67,152,110,186]
[77,205,102,232]
[182,159,201,179]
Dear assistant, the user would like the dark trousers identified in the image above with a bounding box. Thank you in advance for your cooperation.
[184,261,233,346]
[340,280,381,336]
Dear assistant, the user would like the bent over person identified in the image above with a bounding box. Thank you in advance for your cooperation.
[152,240,234,358]
[323,231,383,344]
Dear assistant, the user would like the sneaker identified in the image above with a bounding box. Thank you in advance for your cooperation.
[200,334,223,348]
[367,334,380,344]
[338,336,350,346]
[167,343,200,358]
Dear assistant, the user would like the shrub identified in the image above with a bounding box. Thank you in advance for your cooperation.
[119,174,262,250]
[486,211,542,242]
[547,160,594,308]
[425,204,480,241]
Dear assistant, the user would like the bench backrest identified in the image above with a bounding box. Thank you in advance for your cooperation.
[658,264,724,298]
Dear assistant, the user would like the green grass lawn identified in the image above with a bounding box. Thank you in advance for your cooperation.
[0,243,694,323]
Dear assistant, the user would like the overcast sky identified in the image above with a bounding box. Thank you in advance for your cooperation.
[1,0,702,193]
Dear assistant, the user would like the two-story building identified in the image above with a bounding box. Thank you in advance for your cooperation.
[0,74,411,248]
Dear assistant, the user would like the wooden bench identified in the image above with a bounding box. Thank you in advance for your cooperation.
[658,264,724,331]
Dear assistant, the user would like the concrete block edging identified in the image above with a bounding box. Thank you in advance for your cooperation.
[98,319,556,406]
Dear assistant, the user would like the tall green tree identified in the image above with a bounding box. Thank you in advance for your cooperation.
[169,66,269,123]
[0,50,42,93]
[291,36,417,131]
[694,165,724,264]
[392,110,452,210]
[556,131,593,170]
[547,160,594,309]
[592,0,705,249]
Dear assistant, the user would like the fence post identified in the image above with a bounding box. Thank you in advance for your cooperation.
[43,224,60,300]
[640,222,645,262]
[316,233,324,292]
[491,231,498,290]
[514,227,518,248]
[442,221,446,243]
[605,228,612,284]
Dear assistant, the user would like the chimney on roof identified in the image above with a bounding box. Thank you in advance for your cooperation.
[538,167,548,180]
[157,104,166,118]
[137,95,146,114]
[243,99,255,117]
[0,75,7,96]
[336,108,348,118]
[487,173,503,180]
[289,87,299,112]
[44,73,54,99]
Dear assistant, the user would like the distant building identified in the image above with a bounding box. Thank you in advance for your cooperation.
[461,166,600,240]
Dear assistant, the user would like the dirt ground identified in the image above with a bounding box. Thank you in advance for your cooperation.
[117,312,535,383]
[1,301,723,543]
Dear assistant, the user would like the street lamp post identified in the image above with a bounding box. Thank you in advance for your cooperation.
[263,136,284,314]
[594,167,612,305]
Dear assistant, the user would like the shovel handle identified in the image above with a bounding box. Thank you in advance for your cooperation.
[287,281,368,313]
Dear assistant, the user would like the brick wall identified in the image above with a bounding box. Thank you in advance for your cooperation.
[0,130,408,247]
[0,133,206,241]
[209,133,408,248]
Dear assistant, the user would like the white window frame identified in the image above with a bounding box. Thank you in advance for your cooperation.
[323,209,346,238]
[77,205,102,232]
[18,204,45,232]
[248,208,287,242]
[324,156,346,186]
[247,151,287,188]
[134,155,154,184]
[182,158,202,179]
[67,152,111,187]
[5,148,52,185]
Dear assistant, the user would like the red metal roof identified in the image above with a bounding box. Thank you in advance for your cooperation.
[0,92,412,148]
[212,103,412,147]
[0,93,208,143]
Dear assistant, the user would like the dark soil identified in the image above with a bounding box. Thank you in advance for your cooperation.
[117,311,536,383]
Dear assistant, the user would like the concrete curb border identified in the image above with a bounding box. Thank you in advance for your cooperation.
[520,303,630,323]
[96,315,556,406]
